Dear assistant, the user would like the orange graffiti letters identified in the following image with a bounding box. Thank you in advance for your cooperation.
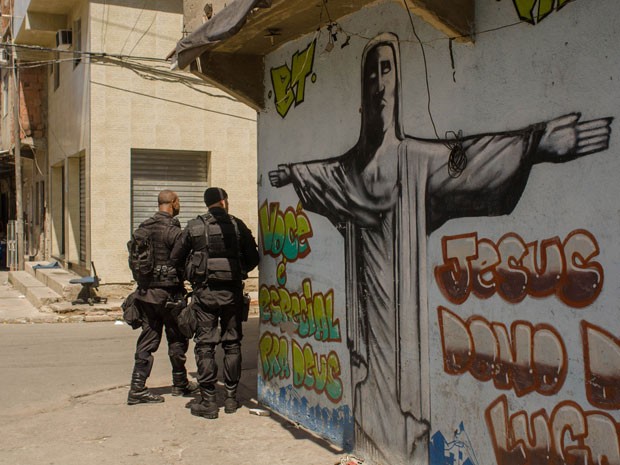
[582,321,620,410]
[438,307,567,396]
[434,230,603,308]
[486,395,620,465]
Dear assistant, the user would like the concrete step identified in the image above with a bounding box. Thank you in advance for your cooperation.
[8,271,62,308]
[24,261,85,300]
[26,285,63,307]
[8,271,45,296]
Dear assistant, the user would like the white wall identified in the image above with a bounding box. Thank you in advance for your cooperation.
[258,1,620,464]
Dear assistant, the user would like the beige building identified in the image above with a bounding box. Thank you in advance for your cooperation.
[1,0,257,286]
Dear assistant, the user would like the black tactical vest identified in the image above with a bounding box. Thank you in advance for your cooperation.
[186,212,242,285]
[143,214,180,287]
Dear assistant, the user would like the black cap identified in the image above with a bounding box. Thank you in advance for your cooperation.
[204,187,228,206]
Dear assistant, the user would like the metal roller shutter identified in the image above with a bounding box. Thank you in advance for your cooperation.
[131,149,210,231]
[79,156,86,263]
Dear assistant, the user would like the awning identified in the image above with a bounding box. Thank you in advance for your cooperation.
[174,0,271,70]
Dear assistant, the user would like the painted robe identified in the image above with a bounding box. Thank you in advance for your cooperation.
[285,126,544,465]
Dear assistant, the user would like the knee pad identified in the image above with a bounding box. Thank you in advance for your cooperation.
[223,343,240,355]
[197,344,216,359]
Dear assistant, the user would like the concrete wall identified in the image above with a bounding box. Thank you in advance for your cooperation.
[47,0,89,266]
[85,0,257,283]
[257,1,620,464]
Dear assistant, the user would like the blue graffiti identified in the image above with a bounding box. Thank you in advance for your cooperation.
[430,423,479,465]
[258,378,354,450]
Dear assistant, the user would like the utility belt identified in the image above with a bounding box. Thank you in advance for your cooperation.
[185,252,243,288]
[148,265,180,287]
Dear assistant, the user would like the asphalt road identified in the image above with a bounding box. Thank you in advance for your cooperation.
[0,319,342,465]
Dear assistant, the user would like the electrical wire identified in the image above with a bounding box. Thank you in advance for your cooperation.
[401,0,468,177]
[119,0,147,56]
[402,0,440,140]
[127,10,158,57]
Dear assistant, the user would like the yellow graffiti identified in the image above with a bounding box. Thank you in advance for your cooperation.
[270,40,316,118]
[259,331,290,381]
[292,339,343,403]
[510,0,572,24]
[259,279,342,343]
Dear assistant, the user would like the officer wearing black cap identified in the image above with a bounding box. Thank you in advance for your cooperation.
[171,187,259,419]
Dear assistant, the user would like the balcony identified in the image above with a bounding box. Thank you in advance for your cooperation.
[14,0,78,47]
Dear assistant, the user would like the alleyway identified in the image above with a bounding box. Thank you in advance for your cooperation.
[0,275,343,465]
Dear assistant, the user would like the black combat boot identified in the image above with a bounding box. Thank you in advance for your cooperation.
[190,387,218,419]
[171,371,199,397]
[224,383,240,414]
[127,372,164,405]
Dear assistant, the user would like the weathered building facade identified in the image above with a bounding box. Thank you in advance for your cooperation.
[2,0,258,287]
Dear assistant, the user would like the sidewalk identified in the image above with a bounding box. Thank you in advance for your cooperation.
[0,271,60,323]
[0,273,350,465]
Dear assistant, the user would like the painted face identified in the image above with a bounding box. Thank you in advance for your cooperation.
[362,44,397,133]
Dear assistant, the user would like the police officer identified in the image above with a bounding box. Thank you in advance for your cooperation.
[171,187,259,419]
[127,190,198,405]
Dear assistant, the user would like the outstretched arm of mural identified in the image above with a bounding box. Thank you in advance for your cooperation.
[268,164,292,187]
[536,113,613,163]
[423,112,613,232]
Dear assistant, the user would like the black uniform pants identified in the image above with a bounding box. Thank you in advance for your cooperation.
[193,284,243,390]
[133,288,189,383]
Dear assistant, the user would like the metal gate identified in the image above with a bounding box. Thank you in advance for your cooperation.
[131,150,209,231]
[6,220,18,270]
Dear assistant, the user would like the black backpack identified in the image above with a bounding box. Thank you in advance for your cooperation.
[127,223,155,287]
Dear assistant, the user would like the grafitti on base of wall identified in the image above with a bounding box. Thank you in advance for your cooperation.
[258,378,355,449]
[486,395,620,465]
[258,200,348,442]
[435,227,620,465]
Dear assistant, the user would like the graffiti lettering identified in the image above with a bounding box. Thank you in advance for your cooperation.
[486,395,620,465]
[434,230,603,308]
[582,321,620,410]
[292,339,343,403]
[438,307,567,396]
[507,0,573,25]
[270,40,317,118]
[259,331,290,381]
[259,201,313,263]
[259,279,342,343]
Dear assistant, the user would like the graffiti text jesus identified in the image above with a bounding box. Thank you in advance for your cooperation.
[434,230,603,308]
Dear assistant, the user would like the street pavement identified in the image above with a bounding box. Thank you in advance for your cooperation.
[0,272,344,465]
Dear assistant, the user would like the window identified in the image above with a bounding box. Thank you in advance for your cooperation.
[73,19,81,68]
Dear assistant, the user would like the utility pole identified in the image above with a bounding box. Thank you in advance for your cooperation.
[11,39,24,270]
